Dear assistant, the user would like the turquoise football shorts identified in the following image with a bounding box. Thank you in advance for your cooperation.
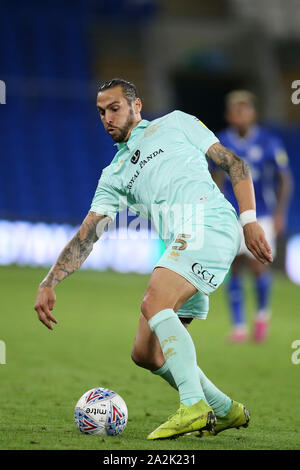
[155,206,241,320]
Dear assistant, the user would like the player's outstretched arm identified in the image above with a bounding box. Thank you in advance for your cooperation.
[34,211,110,330]
[206,142,273,265]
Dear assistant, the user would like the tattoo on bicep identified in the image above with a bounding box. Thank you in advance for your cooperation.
[207,143,250,186]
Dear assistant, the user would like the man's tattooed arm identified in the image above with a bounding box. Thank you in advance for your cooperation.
[205,142,272,265]
[35,211,111,329]
[206,142,256,214]
[206,142,250,187]
[40,211,110,289]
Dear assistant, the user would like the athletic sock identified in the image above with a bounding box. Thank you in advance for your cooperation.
[148,308,205,406]
[255,272,272,315]
[197,368,232,417]
[152,363,232,417]
[151,362,177,389]
[227,275,245,327]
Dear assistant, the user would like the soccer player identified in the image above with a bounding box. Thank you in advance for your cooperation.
[34,79,273,440]
[212,91,292,343]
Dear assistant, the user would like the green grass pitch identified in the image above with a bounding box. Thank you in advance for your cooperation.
[0,265,299,450]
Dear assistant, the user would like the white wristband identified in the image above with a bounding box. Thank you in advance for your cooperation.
[240,210,257,227]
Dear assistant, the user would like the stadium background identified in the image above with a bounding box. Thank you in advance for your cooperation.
[0,0,300,280]
[1,0,300,452]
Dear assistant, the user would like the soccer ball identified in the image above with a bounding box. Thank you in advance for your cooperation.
[74,387,128,436]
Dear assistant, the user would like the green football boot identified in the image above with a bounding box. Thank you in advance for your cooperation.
[196,400,250,437]
[147,399,216,440]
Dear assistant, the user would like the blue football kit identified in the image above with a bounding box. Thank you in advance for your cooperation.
[215,124,290,329]
[216,125,290,217]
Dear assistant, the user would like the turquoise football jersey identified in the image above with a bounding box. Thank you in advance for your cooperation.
[91,110,236,242]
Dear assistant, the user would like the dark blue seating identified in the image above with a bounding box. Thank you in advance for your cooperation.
[0,1,298,234]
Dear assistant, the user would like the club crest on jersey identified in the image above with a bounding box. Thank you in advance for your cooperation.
[247,145,263,162]
[131,150,140,164]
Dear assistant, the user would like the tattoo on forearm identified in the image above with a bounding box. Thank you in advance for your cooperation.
[40,213,109,288]
[207,143,250,187]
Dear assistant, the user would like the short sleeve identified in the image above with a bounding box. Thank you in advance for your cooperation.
[175,110,219,154]
[90,171,126,221]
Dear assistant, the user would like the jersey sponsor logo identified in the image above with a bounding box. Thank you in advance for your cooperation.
[130,149,140,164]
[139,148,164,169]
[127,170,140,190]
[127,148,164,190]
[191,262,217,287]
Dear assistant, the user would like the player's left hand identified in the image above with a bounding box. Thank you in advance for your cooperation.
[243,221,273,265]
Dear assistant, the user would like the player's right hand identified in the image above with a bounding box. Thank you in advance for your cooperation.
[34,287,58,330]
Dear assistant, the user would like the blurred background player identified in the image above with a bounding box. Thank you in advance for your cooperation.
[211,90,293,343]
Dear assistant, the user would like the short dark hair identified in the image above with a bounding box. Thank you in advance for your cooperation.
[98,78,139,105]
